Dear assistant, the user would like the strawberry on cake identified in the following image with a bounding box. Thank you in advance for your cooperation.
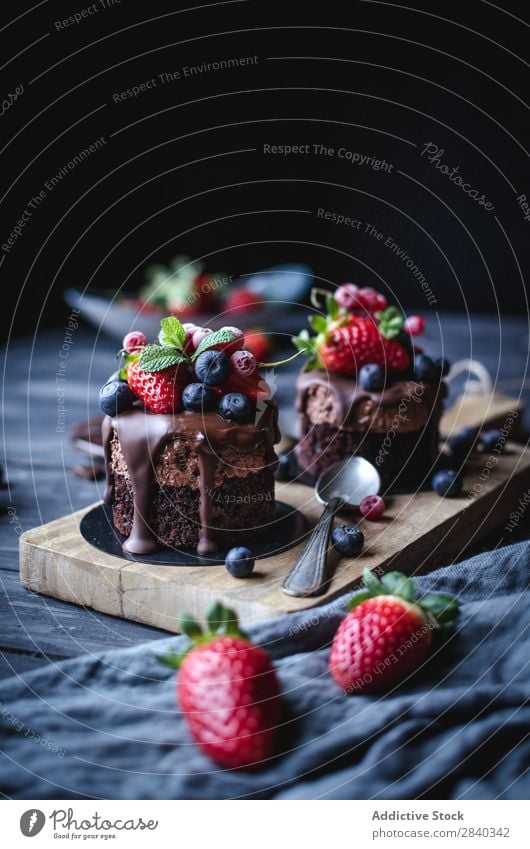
[99,318,279,556]
[293,285,449,487]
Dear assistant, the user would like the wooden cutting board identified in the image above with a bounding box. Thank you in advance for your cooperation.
[20,396,528,631]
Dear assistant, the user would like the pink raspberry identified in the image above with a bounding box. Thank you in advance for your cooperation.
[357,288,388,314]
[122,331,148,353]
[230,349,256,376]
[334,283,360,311]
[404,315,426,336]
[359,495,385,521]
[191,327,212,350]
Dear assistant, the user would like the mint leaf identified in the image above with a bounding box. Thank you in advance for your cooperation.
[158,316,186,349]
[138,344,187,372]
[191,328,236,360]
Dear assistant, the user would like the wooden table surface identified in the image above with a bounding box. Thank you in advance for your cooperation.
[1,313,529,680]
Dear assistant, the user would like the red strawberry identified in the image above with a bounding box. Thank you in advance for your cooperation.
[319,316,409,376]
[244,328,271,363]
[127,361,186,414]
[330,569,459,694]
[225,289,262,314]
[158,603,281,769]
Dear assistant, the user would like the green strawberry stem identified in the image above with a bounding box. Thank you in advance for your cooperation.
[155,602,249,669]
[257,349,306,368]
[349,568,460,632]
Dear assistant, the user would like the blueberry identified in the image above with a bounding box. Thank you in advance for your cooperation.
[433,356,451,377]
[448,426,479,458]
[218,392,253,423]
[439,381,449,399]
[99,380,135,416]
[182,383,218,412]
[413,354,437,383]
[331,525,364,556]
[431,469,463,498]
[275,451,298,481]
[481,429,504,453]
[225,546,255,578]
[359,363,386,392]
[195,350,231,386]
[107,369,125,383]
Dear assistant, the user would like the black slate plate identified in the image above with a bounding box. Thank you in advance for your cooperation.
[80,502,308,566]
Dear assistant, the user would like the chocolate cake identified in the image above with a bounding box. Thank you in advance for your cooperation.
[102,402,279,556]
[98,316,280,557]
[295,370,442,487]
[292,284,448,488]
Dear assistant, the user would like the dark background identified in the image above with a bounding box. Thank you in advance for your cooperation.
[1,0,528,340]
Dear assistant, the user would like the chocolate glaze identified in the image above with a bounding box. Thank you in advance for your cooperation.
[102,402,279,556]
[295,369,437,426]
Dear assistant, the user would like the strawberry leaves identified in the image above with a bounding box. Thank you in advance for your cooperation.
[349,568,460,632]
[376,306,405,340]
[155,602,249,670]
[292,329,320,372]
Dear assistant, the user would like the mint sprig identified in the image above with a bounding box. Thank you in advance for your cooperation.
[158,316,186,349]
[138,344,188,372]
[191,328,236,360]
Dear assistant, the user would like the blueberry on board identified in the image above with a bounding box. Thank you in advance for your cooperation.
[331,525,364,556]
[275,451,298,481]
[99,380,135,416]
[195,350,231,386]
[359,363,386,392]
[431,469,463,498]
[218,392,253,423]
[448,426,479,457]
[413,354,437,383]
[182,383,218,412]
[481,429,504,453]
[225,547,255,578]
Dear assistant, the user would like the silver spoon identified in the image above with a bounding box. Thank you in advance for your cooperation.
[282,456,381,597]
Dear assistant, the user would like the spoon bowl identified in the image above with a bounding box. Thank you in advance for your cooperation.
[282,456,381,597]
[315,456,381,508]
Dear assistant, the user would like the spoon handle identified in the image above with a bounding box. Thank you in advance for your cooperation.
[282,496,344,597]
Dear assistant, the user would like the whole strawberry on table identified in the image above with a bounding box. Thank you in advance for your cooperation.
[330,568,459,694]
[157,603,281,770]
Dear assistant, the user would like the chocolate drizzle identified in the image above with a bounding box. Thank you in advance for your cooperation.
[102,402,279,556]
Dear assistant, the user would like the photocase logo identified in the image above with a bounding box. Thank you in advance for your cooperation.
[20,810,45,837]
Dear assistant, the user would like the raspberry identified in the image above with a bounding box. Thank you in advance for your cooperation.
[334,283,360,311]
[230,349,256,376]
[359,495,385,520]
[404,315,426,336]
[191,327,212,350]
[122,331,148,353]
[357,288,388,314]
